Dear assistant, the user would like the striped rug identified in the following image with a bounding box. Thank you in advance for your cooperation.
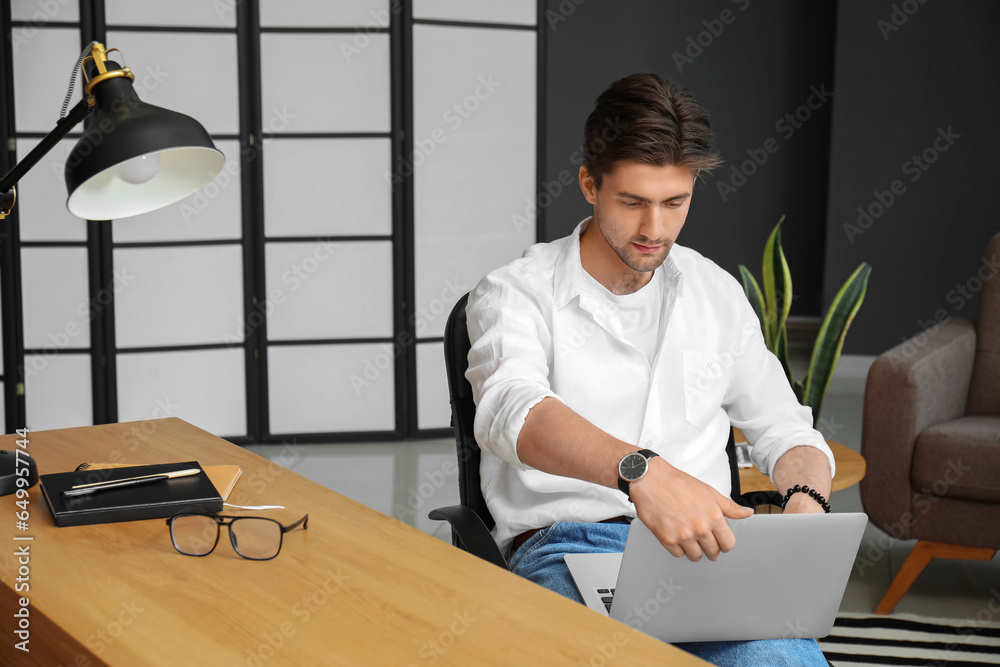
[819,613,1000,666]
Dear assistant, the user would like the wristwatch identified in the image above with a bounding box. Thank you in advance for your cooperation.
[617,449,659,501]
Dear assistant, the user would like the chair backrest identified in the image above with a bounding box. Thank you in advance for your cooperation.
[444,292,748,528]
[967,232,1000,415]
[443,292,496,532]
[724,428,741,505]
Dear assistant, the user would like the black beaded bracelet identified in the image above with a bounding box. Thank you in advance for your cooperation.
[781,484,831,513]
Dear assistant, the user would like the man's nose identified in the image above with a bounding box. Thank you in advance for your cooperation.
[639,208,668,241]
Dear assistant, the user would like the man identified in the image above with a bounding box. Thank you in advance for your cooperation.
[465,73,835,665]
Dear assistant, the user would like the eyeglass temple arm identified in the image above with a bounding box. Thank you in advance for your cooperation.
[282,514,308,533]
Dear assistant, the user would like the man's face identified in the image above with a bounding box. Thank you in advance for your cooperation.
[580,161,695,274]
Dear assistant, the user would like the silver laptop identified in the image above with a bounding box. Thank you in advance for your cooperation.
[565,512,867,642]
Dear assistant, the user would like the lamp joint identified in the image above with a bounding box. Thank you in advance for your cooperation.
[83,43,135,100]
[0,186,16,220]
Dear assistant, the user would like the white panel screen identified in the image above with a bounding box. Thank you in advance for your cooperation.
[260,0,390,28]
[413,0,537,25]
[25,353,92,431]
[16,138,87,241]
[260,33,390,133]
[114,245,244,348]
[21,247,91,349]
[117,349,247,436]
[12,0,79,22]
[416,341,449,430]
[113,140,241,242]
[413,25,536,338]
[12,28,82,134]
[268,344,394,433]
[105,31,240,135]
[265,241,393,340]
[105,0,237,28]
[263,138,392,237]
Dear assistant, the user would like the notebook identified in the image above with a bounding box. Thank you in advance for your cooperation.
[564,512,867,642]
[40,461,224,527]
[76,462,242,500]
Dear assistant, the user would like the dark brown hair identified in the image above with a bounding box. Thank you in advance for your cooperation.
[583,73,721,188]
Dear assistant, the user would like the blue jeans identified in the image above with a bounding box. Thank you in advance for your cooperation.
[508,521,828,667]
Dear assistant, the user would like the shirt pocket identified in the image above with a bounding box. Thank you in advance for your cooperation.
[682,350,728,431]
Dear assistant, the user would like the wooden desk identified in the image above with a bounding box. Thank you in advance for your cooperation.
[0,419,708,666]
[734,428,867,495]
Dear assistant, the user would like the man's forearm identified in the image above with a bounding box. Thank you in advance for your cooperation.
[517,396,755,560]
[517,397,639,488]
[771,445,832,510]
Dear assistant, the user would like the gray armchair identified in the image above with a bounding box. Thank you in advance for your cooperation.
[861,233,1000,614]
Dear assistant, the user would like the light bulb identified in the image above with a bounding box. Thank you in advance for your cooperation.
[115,153,161,185]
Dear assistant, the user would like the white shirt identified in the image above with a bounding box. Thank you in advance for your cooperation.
[580,265,664,365]
[466,219,835,554]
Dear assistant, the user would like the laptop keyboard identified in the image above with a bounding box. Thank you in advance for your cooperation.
[597,588,616,612]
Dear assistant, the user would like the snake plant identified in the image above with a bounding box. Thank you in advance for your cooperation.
[738,217,872,426]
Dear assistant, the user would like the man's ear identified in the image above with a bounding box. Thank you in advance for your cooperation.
[579,166,598,205]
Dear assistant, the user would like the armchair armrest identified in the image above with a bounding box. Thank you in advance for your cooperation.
[428,505,509,570]
[860,318,977,536]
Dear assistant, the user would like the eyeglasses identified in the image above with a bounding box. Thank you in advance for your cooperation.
[167,512,308,561]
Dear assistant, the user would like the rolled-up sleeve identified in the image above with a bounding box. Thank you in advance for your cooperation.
[465,264,563,470]
[722,283,836,480]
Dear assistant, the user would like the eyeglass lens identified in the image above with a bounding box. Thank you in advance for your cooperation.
[171,514,219,556]
[229,518,282,559]
[171,515,283,560]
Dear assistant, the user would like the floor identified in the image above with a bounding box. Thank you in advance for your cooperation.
[245,354,1000,623]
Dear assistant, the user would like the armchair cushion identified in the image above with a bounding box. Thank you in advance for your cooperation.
[912,415,1000,503]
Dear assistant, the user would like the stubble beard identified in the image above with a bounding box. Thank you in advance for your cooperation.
[595,208,673,275]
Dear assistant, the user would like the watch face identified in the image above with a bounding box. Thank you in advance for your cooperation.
[619,453,648,481]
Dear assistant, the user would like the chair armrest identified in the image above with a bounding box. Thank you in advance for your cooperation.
[428,505,509,570]
[860,318,977,536]
[739,490,785,509]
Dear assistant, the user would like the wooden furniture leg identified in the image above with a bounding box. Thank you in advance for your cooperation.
[875,540,998,615]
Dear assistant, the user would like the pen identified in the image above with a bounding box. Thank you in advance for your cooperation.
[62,468,201,498]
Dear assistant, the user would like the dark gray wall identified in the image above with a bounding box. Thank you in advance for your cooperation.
[543,0,837,315]
[824,0,1000,354]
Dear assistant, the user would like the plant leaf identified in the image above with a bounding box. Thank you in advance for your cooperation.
[792,378,805,403]
[802,263,873,424]
[739,265,770,345]
[762,216,792,351]
[775,322,794,386]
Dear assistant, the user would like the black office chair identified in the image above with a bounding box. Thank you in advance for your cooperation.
[428,293,783,569]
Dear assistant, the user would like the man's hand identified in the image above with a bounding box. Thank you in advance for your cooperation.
[629,458,753,562]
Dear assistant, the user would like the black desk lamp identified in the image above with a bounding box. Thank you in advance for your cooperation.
[0,41,224,221]
[0,42,224,496]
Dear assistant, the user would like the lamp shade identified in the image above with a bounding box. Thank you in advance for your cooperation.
[65,61,224,220]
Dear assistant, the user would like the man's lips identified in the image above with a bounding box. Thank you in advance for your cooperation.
[632,242,662,254]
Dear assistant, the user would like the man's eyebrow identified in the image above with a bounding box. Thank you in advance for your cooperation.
[616,191,692,203]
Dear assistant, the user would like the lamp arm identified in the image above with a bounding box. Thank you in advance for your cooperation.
[0,98,92,210]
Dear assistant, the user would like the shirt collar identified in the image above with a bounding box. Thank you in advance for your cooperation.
[553,217,684,310]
